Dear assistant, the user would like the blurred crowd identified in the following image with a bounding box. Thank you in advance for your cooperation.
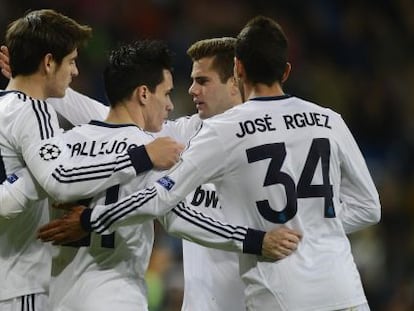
[1,0,413,310]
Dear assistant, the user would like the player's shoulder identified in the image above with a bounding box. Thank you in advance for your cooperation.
[68,120,149,139]
[164,113,201,127]
[290,95,343,119]
[0,90,51,119]
[0,90,31,105]
[295,97,340,116]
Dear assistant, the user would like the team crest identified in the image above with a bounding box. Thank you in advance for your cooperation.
[39,143,61,161]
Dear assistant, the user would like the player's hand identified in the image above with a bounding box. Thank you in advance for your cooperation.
[261,226,302,260]
[37,205,87,245]
[145,137,185,170]
[0,45,11,79]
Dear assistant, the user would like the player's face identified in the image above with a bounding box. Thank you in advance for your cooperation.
[145,69,174,132]
[188,56,236,119]
[46,49,79,98]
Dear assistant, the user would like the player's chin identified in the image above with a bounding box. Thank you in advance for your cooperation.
[197,109,209,120]
[198,111,212,120]
[49,89,66,99]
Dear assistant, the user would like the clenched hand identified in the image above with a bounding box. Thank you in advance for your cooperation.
[145,136,184,170]
[262,226,302,260]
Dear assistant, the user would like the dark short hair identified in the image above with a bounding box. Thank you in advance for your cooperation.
[6,9,92,77]
[104,40,173,105]
[235,16,288,86]
[187,37,236,83]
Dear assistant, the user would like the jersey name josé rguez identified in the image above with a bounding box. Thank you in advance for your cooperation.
[89,95,380,311]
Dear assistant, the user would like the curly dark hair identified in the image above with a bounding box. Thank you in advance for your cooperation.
[104,40,173,105]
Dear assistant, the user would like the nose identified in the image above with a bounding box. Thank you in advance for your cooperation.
[167,98,174,112]
[188,81,199,96]
[72,64,79,77]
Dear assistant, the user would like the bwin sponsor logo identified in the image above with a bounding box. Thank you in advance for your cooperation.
[190,186,221,209]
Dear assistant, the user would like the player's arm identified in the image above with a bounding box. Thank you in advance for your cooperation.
[22,135,183,202]
[14,101,139,202]
[0,167,47,218]
[79,124,234,233]
[38,200,301,260]
[156,114,202,144]
[48,88,109,125]
[5,93,181,205]
[80,150,214,234]
[336,115,381,233]
[157,201,301,260]
[0,45,11,79]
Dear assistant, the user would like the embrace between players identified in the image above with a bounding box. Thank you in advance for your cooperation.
[0,9,380,311]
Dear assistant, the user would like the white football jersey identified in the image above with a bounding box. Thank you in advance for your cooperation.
[181,184,245,311]
[153,114,247,310]
[0,90,60,301]
[89,95,380,311]
[50,121,157,311]
[52,120,263,311]
[0,89,137,302]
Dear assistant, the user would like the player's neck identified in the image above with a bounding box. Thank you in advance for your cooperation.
[6,75,48,100]
[105,102,145,128]
[244,82,284,100]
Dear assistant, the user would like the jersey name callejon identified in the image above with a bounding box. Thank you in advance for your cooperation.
[67,138,139,157]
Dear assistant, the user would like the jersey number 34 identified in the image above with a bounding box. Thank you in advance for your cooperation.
[246,138,334,224]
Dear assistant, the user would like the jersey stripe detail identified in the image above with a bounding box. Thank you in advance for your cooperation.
[20,294,35,311]
[0,149,6,183]
[16,92,27,101]
[90,187,248,243]
[31,99,54,140]
[91,187,158,233]
[51,155,133,183]
[172,201,247,241]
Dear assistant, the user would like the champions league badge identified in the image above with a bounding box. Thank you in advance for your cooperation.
[39,143,61,161]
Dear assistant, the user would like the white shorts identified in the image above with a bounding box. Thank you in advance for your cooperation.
[0,293,49,311]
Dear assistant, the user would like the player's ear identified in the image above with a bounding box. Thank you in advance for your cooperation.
[42,53,55,75]
[281,62,291,84]
[228,76,239,96]
[135,85,149,105]
[234,57,245,81]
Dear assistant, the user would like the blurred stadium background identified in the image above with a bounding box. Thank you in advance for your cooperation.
[1,1,413,310]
